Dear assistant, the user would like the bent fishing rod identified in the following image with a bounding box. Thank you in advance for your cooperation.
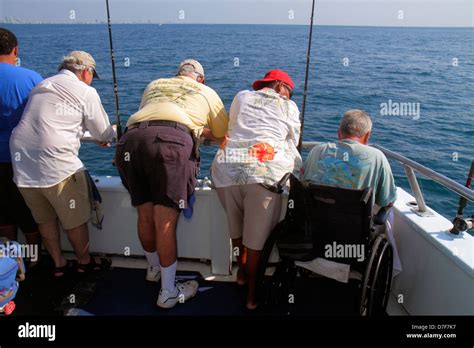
[297,0,316,153]
[106,0,123,140]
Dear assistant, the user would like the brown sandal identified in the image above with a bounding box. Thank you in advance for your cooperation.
[77,257,111,274]
[53,260,76,278]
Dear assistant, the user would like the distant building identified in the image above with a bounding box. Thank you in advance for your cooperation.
[1,16,22,24]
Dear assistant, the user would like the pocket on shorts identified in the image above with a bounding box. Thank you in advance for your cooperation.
[155,132,187,164]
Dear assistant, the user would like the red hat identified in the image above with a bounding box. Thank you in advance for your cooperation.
[252,69,294,91]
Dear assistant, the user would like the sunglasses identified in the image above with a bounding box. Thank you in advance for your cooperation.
[86,67,95,76]
[279,81,293,99]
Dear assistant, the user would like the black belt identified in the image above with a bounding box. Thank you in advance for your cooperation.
[125,120,192,135]
[125,120,200,161]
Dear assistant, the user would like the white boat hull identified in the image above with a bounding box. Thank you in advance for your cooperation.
[58,176,473,315]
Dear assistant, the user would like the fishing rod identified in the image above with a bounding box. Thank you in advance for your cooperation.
[297,0,316,153]
[106,0,123,140]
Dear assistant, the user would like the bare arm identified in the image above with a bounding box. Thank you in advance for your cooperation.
[200,127,225,146]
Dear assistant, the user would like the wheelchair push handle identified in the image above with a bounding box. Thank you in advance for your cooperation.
[276,172,293,192]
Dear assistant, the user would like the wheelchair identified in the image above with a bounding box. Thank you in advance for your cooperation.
[256,174,393,316]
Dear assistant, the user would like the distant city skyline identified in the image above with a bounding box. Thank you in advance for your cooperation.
[0,0,473,27]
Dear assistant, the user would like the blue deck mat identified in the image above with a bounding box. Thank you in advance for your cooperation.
[13,257,361,316]
[79,268,246,316]
[77,267,360,316]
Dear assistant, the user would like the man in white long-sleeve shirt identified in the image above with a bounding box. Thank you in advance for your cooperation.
[10,51,116,277]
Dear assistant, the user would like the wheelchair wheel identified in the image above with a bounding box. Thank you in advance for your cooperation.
[360,234,393,316]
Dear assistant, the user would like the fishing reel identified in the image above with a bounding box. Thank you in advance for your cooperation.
[450,160,474,235]
[451,215,473,235]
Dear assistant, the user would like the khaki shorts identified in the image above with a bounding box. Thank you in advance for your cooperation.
[216,184,283,251]
[19,171,91,230]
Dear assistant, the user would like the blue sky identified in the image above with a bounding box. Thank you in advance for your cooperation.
[0,0,473,26]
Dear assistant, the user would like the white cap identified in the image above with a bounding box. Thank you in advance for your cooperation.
[178,59,204,77]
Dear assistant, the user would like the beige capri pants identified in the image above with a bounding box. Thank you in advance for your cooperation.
[216,183,283,251]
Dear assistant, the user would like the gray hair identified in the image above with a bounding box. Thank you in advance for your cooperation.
[177,64,202,80]
[339,109,372,137]
[58,54,88,74]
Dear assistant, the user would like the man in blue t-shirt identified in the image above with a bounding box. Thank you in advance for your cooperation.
[0,28,43,267]
[303,109,402,275]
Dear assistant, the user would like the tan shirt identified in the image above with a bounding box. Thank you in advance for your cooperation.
[126,76,228,138]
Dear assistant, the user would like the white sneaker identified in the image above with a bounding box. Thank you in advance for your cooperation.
[146,265,161,282]
[157,280,199,309]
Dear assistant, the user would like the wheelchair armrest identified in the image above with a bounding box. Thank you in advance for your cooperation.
[374,206,392,225]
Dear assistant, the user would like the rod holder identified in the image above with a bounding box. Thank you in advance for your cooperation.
[404,165,433,217]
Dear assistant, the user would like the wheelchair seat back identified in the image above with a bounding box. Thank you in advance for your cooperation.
[277,175,373,269]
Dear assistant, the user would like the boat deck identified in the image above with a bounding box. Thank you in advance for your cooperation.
[12,252,407,316]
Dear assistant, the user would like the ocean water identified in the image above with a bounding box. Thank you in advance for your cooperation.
[4,24,474,219]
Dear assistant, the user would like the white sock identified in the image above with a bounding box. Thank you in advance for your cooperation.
[144,250,160,267]
[161,260,177,293]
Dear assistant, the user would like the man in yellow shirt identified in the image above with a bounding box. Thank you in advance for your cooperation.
[115,59,228,309]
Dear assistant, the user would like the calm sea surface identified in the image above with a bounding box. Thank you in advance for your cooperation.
[4,24,474,218]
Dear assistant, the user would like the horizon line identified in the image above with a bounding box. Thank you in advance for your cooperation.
[1,22,473,29]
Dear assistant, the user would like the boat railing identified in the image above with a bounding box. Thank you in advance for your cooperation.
[302,141,474,216]
[82,133,474,217]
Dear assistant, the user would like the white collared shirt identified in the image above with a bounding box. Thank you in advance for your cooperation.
[10,69,116,187]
